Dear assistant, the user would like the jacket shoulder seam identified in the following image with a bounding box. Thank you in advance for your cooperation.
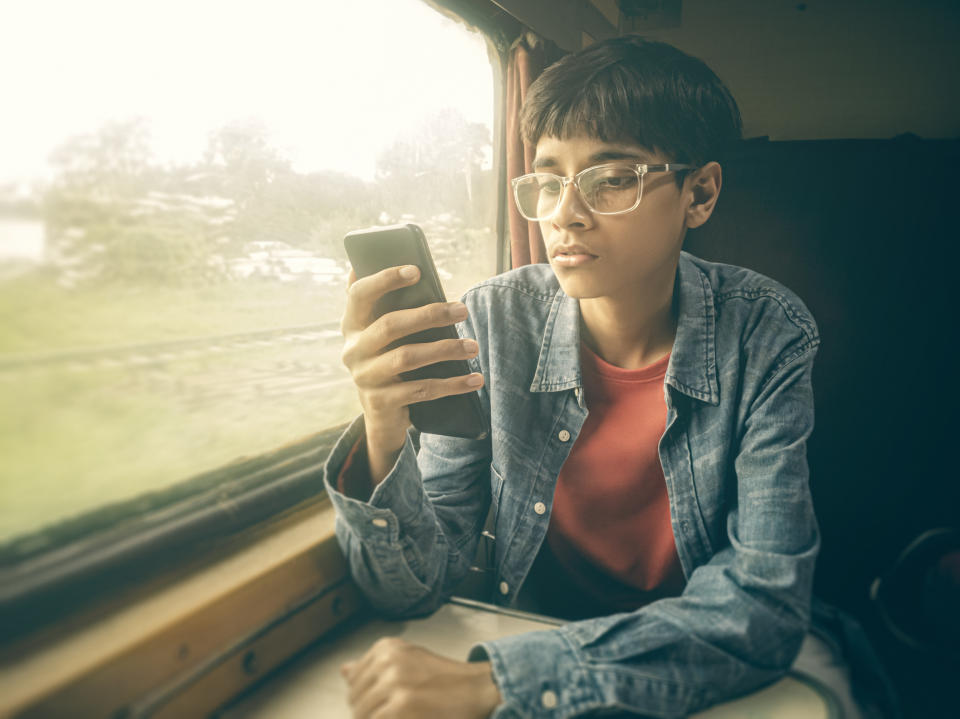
[715,287,819,343]
[761,339,820,394]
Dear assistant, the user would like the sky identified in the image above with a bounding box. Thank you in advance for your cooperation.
[0,0,495,186]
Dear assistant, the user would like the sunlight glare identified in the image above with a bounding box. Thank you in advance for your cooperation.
[0,0,493,182]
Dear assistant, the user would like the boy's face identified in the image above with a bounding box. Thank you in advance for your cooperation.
[533,134,691,305]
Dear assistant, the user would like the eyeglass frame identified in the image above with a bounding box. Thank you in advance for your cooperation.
[510,162,696,221]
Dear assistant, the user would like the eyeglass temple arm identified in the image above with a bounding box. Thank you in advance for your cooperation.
[644,163,694,172]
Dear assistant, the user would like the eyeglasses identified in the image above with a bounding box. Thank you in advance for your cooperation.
[511,162,695,221]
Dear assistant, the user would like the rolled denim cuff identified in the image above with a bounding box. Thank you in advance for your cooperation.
[468,629,602,719]
[323,417,429,545]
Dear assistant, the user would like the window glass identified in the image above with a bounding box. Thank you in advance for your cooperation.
[0,0,496,549]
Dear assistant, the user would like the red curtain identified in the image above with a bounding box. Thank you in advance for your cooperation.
[506,35,548,268]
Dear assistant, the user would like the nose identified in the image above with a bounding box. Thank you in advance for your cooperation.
[550,180,594,230]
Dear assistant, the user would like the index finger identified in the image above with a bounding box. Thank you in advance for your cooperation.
[343,265,420,329]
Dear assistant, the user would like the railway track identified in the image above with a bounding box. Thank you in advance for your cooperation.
[0,323,344,374]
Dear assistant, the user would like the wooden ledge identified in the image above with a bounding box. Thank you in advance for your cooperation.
[0,499,361,719]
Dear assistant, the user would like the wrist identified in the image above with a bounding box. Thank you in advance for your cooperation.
[364,414,409,452]
[364,421,408,486]
[471,660,502,715]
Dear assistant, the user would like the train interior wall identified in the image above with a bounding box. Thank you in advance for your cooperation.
[684,134,959,717]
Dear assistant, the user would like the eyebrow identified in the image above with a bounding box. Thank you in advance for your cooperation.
[532,149,655,170]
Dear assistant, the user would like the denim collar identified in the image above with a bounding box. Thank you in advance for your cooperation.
[529,251,720,406]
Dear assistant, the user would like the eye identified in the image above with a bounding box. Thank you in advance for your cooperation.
[582,166,638,196]
[596,170,637,190]
[537,175,562,195]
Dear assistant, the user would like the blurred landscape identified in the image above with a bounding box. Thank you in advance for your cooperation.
[0,111,497,545]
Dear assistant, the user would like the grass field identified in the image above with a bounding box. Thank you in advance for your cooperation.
[0,258,494,547]
[0,276,361,544]
[0,274,344,353]
[0,339,360,544]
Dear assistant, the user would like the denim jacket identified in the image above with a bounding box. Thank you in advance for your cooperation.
[323,251,820,718]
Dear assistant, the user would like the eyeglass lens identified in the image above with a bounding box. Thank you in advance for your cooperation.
[515,166,641,219]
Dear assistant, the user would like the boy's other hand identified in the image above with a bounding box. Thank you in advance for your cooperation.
[340,636,501,719]
[339,266,483,484]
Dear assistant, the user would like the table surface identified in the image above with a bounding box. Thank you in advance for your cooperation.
[222,598,838,719]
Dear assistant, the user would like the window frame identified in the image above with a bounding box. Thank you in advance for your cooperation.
[0,424,348,644]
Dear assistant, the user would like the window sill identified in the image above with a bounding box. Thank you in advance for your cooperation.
[0,498,362,718]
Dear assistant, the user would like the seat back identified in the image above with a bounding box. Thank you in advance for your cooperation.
[686,136,960,612]
[684,136,960,715]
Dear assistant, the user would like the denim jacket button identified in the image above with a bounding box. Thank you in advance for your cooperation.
[499,581,509,595]
[558,429,571,442]
[541,690,558,708]
[534,501,546,515]
[371,518,388,528]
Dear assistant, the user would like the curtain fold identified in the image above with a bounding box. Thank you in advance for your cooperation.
[506,34,548,268]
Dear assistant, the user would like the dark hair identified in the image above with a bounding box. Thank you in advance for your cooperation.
[520,36,743,187]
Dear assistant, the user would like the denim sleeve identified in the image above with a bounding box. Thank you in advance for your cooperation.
[469,346,820,719]
[323,414,493,618]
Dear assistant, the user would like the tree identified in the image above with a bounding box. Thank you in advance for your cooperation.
[375,108,493,226]
[44,119,229,286]
[201,120,291,207]
[199,122,378,257]
[272,170,378,260]
[45,119,160,286]
[47,118,155,200]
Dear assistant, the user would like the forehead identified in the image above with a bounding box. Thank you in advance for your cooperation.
[532,135,665,170]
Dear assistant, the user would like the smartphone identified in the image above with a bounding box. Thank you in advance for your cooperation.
[343,223,489,440]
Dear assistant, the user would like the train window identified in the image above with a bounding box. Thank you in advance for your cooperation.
[0,1,497,560]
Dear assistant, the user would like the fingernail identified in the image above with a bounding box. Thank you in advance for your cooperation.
[449,302,468,319]
[466,373,483,387]
[399,265,418,280]
[461,339,478,353]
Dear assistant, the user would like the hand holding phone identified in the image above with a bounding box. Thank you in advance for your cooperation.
[341,224,489,466]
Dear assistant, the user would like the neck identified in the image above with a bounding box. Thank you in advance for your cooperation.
[579,267,678,369]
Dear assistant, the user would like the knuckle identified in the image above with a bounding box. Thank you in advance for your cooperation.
[392,346,412,373]
[376,315,396,343]
[431,303,449,323]
[409,383,430,403]
[375,636,402,652]
[353,364,374,388]
[346,281,362,303]
[383,665,401,685]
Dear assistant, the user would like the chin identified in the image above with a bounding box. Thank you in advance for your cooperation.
[551,272,606,300]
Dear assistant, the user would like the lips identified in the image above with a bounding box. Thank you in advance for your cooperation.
[551,244,597,258]
[551,244,598,268]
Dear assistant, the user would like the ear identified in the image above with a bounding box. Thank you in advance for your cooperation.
[683,161,722,229]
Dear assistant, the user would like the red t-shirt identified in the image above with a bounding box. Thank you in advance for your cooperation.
[526,344,686,619]
[337,344,687,619]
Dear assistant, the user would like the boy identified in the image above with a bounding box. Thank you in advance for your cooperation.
[327,35,820,718]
